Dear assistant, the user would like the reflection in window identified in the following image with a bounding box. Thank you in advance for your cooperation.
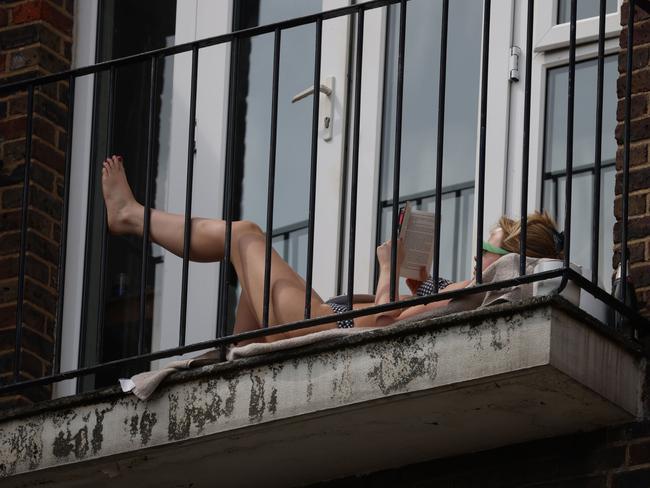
[378,0,482,284]
[557,0,616,24]
[542,56,617,290]
[81,0,177,391]
[233,0,322,280]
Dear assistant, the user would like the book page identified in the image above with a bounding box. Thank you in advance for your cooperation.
[400,206,435,280]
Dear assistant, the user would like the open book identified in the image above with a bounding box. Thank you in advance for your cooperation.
[398,201,436,280]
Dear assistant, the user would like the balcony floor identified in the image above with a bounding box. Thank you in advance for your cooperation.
[0,296,646,488]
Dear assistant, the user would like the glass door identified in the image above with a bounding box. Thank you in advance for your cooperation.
[153,0,353,366]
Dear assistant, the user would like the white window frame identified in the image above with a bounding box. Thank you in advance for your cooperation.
[54,0,99,398]
[507,0,622,218]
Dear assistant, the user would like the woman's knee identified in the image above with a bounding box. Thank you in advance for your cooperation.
[233,220,264,236]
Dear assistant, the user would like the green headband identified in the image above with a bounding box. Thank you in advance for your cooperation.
[482,241,509,255]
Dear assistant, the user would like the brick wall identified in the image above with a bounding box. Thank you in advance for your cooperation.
[616,1,650,318]
[311,420,650,488]
[0,0,74,408]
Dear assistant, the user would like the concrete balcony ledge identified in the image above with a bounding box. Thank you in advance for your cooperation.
[0,296,647,488]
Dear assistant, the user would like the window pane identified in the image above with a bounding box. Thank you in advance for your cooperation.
[378,0,481,285]
[82,0,177,391]
[542,56,617,291]
[557,0,617,24]
[234,0,321,255]
[544,56,617,174]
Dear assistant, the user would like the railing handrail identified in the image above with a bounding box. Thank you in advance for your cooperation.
[0,0,403,96]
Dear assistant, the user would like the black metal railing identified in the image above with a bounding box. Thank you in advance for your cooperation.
[1,0,648,397]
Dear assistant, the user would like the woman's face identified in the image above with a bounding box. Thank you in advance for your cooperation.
[473,227,505,276]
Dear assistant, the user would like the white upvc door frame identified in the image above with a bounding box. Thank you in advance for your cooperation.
[475,0,518,244]
[53,0,99,399]
[507,0,622,217]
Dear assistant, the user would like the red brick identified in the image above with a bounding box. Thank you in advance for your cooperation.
[30,160,57,191]
[617,69,650,98]
[0,7,8,28]
[615,166,650,193]
[23,302,45,332]
[0,393,32,411]
[0,116,27,142]
[630,263,650,287]
[29,183,62,220]
[620,18,650,49]
[616,94,648,121]
[26,253,49,285]
[616,143,648,169]
[0,231,20,256]
[615,116,650,143]
[0,186,23,210]
[41,1,72,36]
[26,229,58,263]
[24,278,57,313]
[614,193,647,219]
[0,209,21,233]
[31,138,65,173]
[619,46,650,75]
[10,1,42,25]
[621,2,650,26]
[0,256,18,280]
[0,280,17,303]
[28,207,55,237]
[614,215,650,243]
[32,115,57,147]
[0,306,14,328]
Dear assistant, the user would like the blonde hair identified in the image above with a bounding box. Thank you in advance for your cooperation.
[497,211,563,259]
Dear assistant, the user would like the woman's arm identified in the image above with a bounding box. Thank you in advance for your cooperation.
[373,278,473,327]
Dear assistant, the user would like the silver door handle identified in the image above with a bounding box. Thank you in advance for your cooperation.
[291,84,333,103]
[290,77,335,141]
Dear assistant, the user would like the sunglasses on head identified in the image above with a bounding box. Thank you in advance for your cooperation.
[482,241,509,255]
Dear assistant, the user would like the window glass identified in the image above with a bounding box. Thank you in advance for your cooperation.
[557,0,617,24]
[542,56,617,290]
[378,0,482,283]
[544,57,617,173]
[81,0,177,391]
[233,0,322,281]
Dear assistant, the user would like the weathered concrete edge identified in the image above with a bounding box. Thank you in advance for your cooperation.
[0,295,644,423]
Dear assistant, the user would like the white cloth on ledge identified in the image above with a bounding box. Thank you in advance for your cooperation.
[119,253,543,401]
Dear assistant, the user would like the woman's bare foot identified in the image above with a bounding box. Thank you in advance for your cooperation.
[101,155,143,235]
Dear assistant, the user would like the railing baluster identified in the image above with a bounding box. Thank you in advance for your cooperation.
[53,76,76,375]
[304,18,323,319]
[432,0,449,292]
[562,0,577,271]
[139,56,159,353]
[389,0,407,302]
[622,0,636,303]
[520,0,534,275]
[179,47,199,347]
[96,65,116,365]
[347,10,365,311]
[13,85,35,382]
[591,0,607,284]
[263,29,282,328]
[217,37,240,341]
[475,0,491,284]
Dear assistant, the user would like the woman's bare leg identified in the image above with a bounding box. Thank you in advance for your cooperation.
[102,155,226,262]
[102,155,338,335]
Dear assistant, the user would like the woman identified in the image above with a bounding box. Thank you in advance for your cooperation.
[102,155,562,342]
